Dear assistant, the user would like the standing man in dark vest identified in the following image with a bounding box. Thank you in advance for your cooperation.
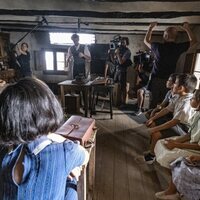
[66,34,91,79]
[144,22,197,108]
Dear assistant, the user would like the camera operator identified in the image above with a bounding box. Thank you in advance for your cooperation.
[114,37,132,106]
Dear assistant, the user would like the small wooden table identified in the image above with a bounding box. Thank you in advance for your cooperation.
[58,80,93,117]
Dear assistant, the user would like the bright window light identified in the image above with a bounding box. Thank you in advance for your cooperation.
[49,33,95,45]
[194,72,200,89]
[194,53,200,89]
[194,53,200,72]
[45,51,54,70]
[56,52,65,71]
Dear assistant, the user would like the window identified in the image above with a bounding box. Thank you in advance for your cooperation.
[44,50,68,74]
[56,52,65,70]
[44,33,95,74]
[49,33,95,45]
[194,52,200,88]
[194,53,200,71]
[45,51,54,70]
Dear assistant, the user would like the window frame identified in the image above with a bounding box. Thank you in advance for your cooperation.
[43,47,69,75]
[182,49,200,88]
[193,49,200,88]
[194,49,200,72]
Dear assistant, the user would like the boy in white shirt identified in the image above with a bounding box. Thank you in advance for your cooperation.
[154,89,200,200]
[144,74,197,164]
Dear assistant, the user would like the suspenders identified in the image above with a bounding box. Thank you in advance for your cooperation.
[32,134,67,155]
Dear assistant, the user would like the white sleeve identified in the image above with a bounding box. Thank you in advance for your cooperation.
[84,45,91,60]
[81,147,89,165]
[166,98,176,112]
[190,114,200,143]
[68,47,72,56]
[192,128,200,144]
[173,100,193,124]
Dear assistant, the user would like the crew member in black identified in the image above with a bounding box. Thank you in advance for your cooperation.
[114,37,132,105]
[144,22,197,108]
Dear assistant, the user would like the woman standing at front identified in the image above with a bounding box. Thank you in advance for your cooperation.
[16,42,32,78]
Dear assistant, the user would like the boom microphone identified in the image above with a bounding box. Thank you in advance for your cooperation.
[12,16,49,49]
[42,16,48,25]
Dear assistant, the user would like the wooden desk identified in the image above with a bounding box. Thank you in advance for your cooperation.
[78,130,97,200]
[58,80,93,117]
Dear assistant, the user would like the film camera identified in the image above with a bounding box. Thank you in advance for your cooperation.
[109,35,122,50]
[134,50,152,65]
[134,50,154,72]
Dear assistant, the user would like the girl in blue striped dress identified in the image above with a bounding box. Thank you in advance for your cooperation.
[0,78,88,200]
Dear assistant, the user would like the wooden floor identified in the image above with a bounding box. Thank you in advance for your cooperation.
[92,106,170,200]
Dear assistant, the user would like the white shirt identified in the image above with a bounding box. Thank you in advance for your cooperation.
[167,93,195,125]
[188,111,200,144]
[68,44,91,62]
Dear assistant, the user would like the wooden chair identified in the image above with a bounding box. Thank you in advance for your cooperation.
[90,84,113,119]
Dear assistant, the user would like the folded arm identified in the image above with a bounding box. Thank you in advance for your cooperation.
[149,118,179,133]
[165,138,200,151]
[146,107,171,127]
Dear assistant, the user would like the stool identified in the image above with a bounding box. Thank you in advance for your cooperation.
[90,84,113,119]
[65,94,80,114]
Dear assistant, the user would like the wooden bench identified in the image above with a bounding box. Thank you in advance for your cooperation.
[55,116,97,200]
[78,130,97,200]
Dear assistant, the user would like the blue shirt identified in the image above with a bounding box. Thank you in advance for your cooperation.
[0,135,86,200]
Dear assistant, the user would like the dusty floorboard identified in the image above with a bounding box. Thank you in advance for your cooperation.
[93,107,170,200]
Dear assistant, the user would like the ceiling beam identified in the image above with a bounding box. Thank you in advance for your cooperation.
[94,0,200,1]
[0,9,200,19]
